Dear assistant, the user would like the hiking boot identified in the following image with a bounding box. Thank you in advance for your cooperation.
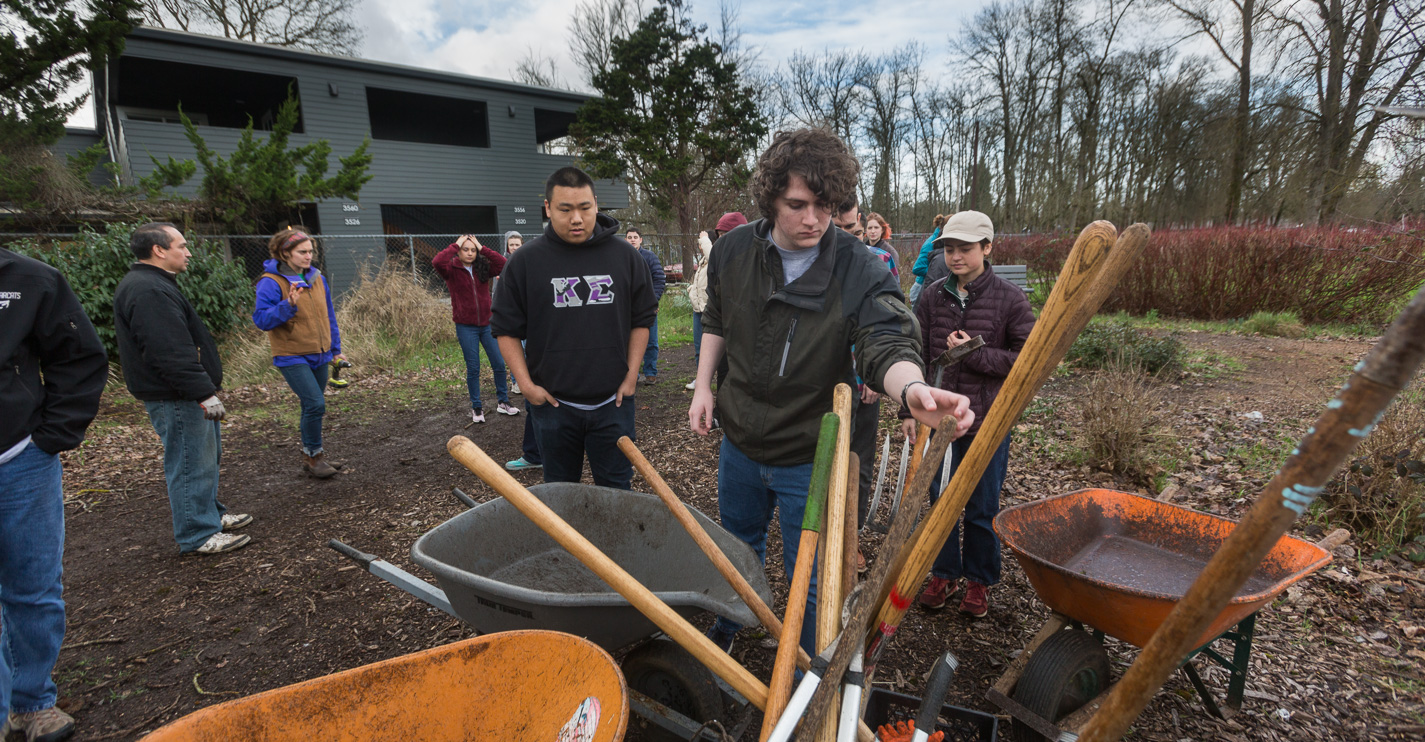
[6,706,75,742]
[220,513,253,531]
[640,374,658,385]
[303,454,337,479]
[916,576,961,610]
[470,408,486,424]
[959,581,990,618]
[496,402,520,416]
[194,531,250,555]
[705,623,736,653]
[505,457,543,471]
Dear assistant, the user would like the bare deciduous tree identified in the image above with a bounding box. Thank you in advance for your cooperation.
[569,0,646,86]
[141,0,362,55]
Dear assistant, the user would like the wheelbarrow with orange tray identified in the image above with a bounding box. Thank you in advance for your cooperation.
[985,488,1336,741]
[139,629,627,741]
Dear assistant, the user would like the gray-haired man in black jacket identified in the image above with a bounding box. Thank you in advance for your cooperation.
[113,223,252,556]
[0,246,107,742]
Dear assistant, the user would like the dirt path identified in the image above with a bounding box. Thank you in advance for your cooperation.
[48,332,1423,740]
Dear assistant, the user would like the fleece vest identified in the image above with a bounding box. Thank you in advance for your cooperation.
[261,270,333,356]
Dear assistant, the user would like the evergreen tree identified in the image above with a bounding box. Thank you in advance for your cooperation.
[144,90,373,233]
[0,0,142,206]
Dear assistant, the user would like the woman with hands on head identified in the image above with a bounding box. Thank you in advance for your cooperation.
[433,234,515,425]
[252,227,345,478]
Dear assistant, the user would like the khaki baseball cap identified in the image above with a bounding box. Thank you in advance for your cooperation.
[935,211,994,244]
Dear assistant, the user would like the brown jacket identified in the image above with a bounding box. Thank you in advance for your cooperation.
[261,271,334,356]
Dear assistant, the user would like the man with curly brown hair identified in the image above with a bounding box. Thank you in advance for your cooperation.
[687,128,974,654]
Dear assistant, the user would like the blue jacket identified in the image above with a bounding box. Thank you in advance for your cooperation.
[639,248,666,299]
[252,259,341,368]
[912,226,944,282]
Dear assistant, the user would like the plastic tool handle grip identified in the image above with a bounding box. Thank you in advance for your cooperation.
[801,413,840,532]
[913,652,959,738]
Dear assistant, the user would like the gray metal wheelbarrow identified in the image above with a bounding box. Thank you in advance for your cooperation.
[329,482,775,741]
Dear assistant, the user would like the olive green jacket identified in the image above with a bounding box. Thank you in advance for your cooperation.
[704,220,922,465]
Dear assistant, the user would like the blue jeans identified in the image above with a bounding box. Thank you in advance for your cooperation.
[144,400,227,552]
[692,312,703,367]
[455,323,508,410]
[0,443,65,716]
[929,433,1010,586]
[521,401,543,464]
[528,400,635,489]
[640,317,659,377]
[712,438,819,655]
[278,362,329,456]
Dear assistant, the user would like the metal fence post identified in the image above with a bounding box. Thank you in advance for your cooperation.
[408,236,417,284]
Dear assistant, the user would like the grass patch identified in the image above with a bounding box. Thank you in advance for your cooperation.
[1182,348,1248,380]
[1240,311,1307,338]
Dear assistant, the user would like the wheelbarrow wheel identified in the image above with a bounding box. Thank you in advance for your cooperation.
[622,639,725,741]
[1011,629,1111,742]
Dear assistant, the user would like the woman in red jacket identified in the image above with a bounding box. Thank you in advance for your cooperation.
[432,235,517,424]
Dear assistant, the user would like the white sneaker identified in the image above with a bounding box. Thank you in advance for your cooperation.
[194,531,250,555]
[221,513,253,531]
[511,380,521,395]
[496,402,520,416]
[685,380,696,390]
[470,409,486,424]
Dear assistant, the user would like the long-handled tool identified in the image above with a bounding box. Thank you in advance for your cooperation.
[865,223,1142,678]
[815,384,856,742]
[446,435,770,709]
[765,415,960,742]
[865,336,983,535]
[863,435,894,532]
[1076,283,1425,741]
[760,414,840,741]
[619,436,813,672]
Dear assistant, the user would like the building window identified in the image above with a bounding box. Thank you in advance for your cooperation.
[534,108,577,155]
[366,88,489,147]
[114,57,300,132]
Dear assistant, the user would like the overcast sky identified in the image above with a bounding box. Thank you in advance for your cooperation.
[355,0,980,91]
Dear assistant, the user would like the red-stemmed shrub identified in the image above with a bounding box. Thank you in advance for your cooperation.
[993,226,1425,325]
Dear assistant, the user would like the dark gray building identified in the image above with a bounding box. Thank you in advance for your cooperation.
[75,26,626,292]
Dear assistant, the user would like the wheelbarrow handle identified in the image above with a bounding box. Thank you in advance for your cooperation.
[1077,281,1425,742]
[327,539,376,569]
[451,487,478,509]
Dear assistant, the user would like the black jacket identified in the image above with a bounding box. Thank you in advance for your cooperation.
[703,220,922,465]
[113,263,223,401]
[638,248,666,299]
[491,213,658,405]
[0,248,109,454]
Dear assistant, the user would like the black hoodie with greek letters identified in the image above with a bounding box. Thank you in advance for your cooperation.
[490,213,658,405]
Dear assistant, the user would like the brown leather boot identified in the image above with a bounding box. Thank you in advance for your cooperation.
[304,453,337,479]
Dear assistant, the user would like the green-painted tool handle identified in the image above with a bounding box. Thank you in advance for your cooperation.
[801,413,839,532]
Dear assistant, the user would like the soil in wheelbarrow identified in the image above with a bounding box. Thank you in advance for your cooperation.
[52,332,1423,741]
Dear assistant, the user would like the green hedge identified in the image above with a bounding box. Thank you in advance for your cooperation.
[10,223,253,358]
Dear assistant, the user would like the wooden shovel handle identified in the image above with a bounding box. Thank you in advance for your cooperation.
[447,435,770,709]
[1078,283,1425,741]
[618,436,811,672]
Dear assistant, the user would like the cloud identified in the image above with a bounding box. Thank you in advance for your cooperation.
[359,0,587,88]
